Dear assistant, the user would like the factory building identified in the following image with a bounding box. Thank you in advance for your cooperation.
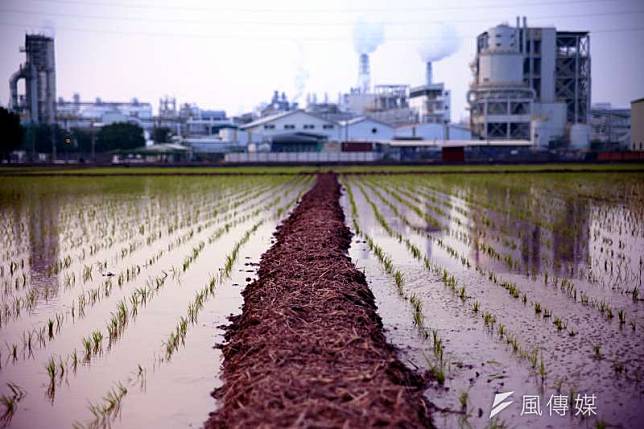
[341,85,415,126]
[631,98,644,152]
[468,17,591,149]
[9,34,56,124]
[409,62,451,124]
[340,117,395,142]
[240,110,339,152]
[56,94,153,130]
[590,103,631,150]
[394,123,471,141]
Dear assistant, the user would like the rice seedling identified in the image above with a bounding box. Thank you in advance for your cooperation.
[618,309,626,325]
[534,302,542,315]
[87,382,128,425]
[483,311,496,328]
[91,331,103,355]
[0,382,25,423]
[394,271,404,296]
[592,344,603,360]
[458,390,469,412]
[553,317,567,331]
[538,355,547,381]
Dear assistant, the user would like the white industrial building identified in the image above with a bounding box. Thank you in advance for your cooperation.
[632,98,644,152]
[56,93,154,130]
[468,17,591,149]
[241,110,338,139]
[394,123,471,141]
[239,110,339,152]
[590,103,631,150]
[339,117,394,142]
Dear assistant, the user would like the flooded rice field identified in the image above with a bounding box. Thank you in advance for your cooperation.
[0,169,643,429]
[0,174,312,428]
[341,172,644,429]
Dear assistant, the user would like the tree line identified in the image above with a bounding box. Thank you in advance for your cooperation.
[0,107,173,161]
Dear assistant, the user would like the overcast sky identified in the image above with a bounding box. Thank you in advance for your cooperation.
[1,0,643,121]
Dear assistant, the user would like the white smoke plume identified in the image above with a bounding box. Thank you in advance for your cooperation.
[417,22,460,62]
[292,43,309,103]
[353,19,385,54]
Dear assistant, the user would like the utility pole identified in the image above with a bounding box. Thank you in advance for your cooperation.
[51,124,56,162]
[91,122,96,163]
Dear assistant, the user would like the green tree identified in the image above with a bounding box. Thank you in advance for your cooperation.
[152,126,172,144]
[21,123,67,155]
[96,123,144,153]
[71,128,94,153]
[0,107,24,160]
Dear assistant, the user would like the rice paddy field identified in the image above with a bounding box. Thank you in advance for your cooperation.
[0,165,643,428]
[341,170,644,428]
[0,174,313,428]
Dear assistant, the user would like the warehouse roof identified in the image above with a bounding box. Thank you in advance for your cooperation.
[241,110,337,130]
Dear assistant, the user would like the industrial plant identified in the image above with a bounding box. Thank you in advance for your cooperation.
[3,15,641,164]
[468,17,591,150]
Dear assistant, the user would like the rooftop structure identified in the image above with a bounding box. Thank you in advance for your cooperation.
[409,62,451,124]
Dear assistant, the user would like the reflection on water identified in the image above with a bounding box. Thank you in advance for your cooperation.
[345,172,644,429]
[0,175,308,429]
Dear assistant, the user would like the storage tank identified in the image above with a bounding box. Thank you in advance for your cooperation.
[478,25,523,86]
[569,123,590,150]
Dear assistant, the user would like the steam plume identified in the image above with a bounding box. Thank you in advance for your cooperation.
[417,22,459,62]
[353,19,385,54]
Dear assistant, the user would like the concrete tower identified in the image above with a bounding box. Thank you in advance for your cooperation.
[9,34,57,124]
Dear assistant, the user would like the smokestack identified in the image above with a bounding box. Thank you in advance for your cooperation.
[516,16,521,53]
[522,16,528,54]
[358,53,370,94]
[426,61,433,86]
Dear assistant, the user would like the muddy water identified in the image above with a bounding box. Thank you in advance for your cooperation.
[342,173,644,429]
[0,176,309,429]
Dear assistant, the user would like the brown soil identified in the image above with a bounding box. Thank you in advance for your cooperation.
[206,173,432,428]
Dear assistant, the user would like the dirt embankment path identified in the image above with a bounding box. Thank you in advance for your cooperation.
[206,173,432,428]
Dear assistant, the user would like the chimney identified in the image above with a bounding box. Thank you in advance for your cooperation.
[358,53,370,94]
[426,61,433,86]
[522,16,528,54]
[516,16,521,53]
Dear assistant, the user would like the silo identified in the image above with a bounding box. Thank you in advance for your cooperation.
[478,25,524,86]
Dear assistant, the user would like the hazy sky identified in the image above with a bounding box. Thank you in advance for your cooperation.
[1,0,643,120]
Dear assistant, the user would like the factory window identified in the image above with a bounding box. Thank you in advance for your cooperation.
[511,102,529,115]
[510,123,530,139]
[303,124,315,129]
[323,124,334,129]
[264,124,275,129]
[487,123,507,138]
[488,102,507,115]
[284,124,295,129]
